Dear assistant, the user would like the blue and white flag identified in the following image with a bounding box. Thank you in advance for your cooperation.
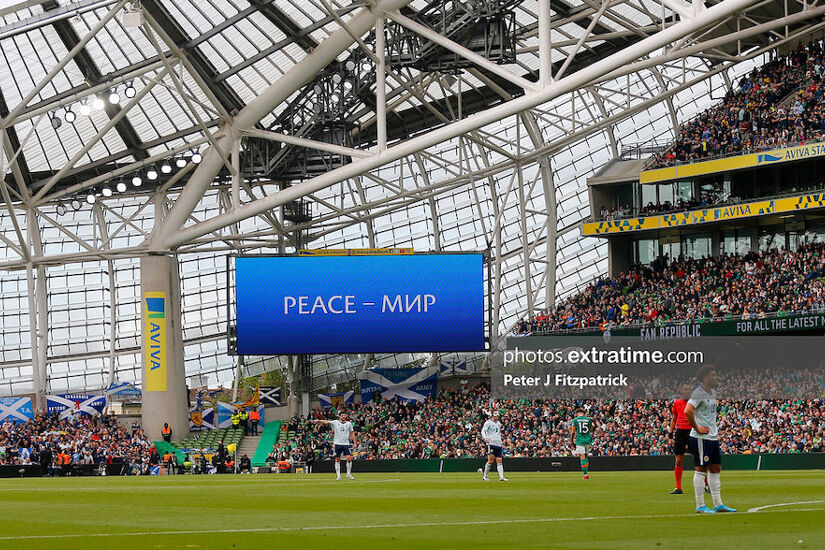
[190,407,216,431]
[359,366,438,403]
[217,402,265,428]
[0,396,34,424]
[105,381,141,400]
[439,359,470,377]
[47,394,106,419]
[259,386,282,406]
[318,390,354,410]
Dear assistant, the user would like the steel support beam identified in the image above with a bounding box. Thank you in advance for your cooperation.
[159,0,761,250]
[149,0,414,250]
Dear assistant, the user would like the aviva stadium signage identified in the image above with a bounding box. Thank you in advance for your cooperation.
[582,191,825,236]
[640,141,825,184]
[144,291,167,391]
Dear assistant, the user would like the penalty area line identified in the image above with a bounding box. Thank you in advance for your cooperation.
[746,500,825,513]
[0,506,822,541]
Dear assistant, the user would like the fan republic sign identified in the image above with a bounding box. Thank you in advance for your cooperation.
[235,254,485,354]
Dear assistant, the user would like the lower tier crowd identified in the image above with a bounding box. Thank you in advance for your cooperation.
[270,384,824,462]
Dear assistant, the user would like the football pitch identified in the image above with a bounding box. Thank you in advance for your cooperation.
[0,470,823,549]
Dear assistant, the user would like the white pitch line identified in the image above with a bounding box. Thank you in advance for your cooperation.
[0,478,401,492]
[746,500,825,513]
[0,506,823,541]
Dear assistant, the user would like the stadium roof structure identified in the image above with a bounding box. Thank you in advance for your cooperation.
[1,0,824,396]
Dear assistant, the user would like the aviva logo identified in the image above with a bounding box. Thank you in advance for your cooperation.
[144,292,167,391]
[146,297,165,319]
[757,153,783,163]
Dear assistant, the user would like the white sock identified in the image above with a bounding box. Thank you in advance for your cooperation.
[334,461,341,476]
[497,463,504,479]
[707,472,723,507]
[693,471,707,508]
[346,460,352,475]
[483,463,490,476]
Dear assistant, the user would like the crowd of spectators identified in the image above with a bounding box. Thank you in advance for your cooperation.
[651,40,825,168]
[515,242,825,333]
[272,384,824,459]
[0,412,156,475]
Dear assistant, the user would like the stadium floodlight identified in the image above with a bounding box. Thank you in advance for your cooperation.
[70,198,82,211]
[191,152,202,164]
[343,79,353,93]
[56,203,67,216]
[332,73,342,84]
[64,108,76,123]
[175,157,187,168]
[161,163,172,174]
[101,185,113,197]
[344,60,355,72]
[132,175,143,187]
[78,102,91,117]
[116,181,127,193]
[330,92,341,103]
[313,84,323,95]
[50,116,62,129]
[147,168,158,180]
[92,97,105,111]
[86,192,96,205]
[109,91,121,105]
[124,82,137,98]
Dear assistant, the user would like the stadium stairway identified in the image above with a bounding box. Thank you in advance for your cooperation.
[237,435,260,461]
[251,421,281,467]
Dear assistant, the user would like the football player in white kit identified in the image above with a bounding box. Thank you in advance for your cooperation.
[313,412,357,480]
[684,366,736,514]
[480,411,508,481]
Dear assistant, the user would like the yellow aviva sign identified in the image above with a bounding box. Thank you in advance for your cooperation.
[582,192,825,236]
[144,291,167,392]
[640,142,825,184]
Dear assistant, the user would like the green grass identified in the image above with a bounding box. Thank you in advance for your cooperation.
[0,470,823,549]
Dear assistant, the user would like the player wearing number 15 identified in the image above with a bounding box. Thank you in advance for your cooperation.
[570,408,593,479]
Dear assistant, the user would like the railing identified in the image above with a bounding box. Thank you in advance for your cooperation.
[643,134,825,172]
[588,184,825,223]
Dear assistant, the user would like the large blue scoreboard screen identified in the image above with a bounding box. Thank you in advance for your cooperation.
[235,254,485,354]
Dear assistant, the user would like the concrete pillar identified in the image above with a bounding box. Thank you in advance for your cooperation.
[140,253,189,441]
[711,232,721,258]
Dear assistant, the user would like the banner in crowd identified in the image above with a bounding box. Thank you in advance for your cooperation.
[105,381,141,400]
[439,359,471,377]
[217,402,265,429]
[259,386,281,406]
[0,396,34,424]
[189,407,216,431]
[46,394,106,419]
[240,385,259,408]
[318,391,354,410]
[359,366,438,403]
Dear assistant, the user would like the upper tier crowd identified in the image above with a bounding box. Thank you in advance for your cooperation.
[270,384,824,460]
[0,412,157,474]
[651,40,825,168]
[515,242,825,333]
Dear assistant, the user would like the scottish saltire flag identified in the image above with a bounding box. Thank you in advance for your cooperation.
[217,401,236,429]
[0,396,34,424]
[150,466,161,475]
[318,391,354,410]
[217,402,264,428]
[259,386,282,406]
[359,366,438,403]
[190,407,216,431]
[47,394,106,419]
[439,359,470,377]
